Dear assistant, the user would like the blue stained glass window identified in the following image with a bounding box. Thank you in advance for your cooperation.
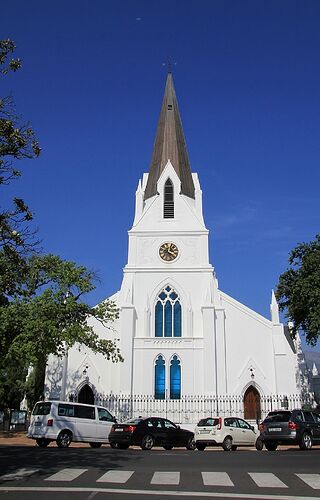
[173,301,181,337]
[170,356,181,399]
[155,355,165,400]
[155,286,182,337]
[155,301,163,337]
[164,301,172,337]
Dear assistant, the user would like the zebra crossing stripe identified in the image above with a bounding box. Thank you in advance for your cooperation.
[0,468,39,481]
[45,469,88,482]
[202,472,234,487]
[97,470,134,483]
[296,474,320,489]
[249,473,288,488]
[151,472,180,485]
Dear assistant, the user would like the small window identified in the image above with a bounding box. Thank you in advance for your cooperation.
[32,402,52,416]
[167,104,172,110]
[98,408,113,422]
[74,405,95,420]
[312,413,320,424]
[225,418,239,428]
[58,404,75,417]
[163,419,176,429]
[304,412,315,423]
[198,418,219,427]
[237,419,251,429]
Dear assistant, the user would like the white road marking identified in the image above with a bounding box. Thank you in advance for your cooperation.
[296,474,320,489]
[249,473,288,488]
[0,486,319,499]
[97,470,134,483]
[45,468,87,481]
[202,472,234,486]
[151,471,180,485]
[0,468,39,481]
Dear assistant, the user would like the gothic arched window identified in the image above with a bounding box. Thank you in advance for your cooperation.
[155,286,182,337]
[170,355,181,399]
[154,355,165,400]
[164,178,174,218]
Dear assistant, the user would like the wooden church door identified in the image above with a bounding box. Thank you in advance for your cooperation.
[243,386,261,421]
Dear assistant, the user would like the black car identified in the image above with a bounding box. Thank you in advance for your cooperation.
[109,417,195,450]
[258,409,320,450]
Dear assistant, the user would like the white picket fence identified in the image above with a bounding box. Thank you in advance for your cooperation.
[95,393,313,424]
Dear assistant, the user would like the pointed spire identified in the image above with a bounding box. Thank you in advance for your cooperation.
[270,289,280,324]
[144,72,195,200]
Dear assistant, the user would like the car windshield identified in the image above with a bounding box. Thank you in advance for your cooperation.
[32,402,52,415]
[264,411,291,423]
[197,418,219,427]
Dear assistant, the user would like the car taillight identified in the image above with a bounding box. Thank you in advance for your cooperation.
[47,419,53,427]
[259,423,265,432]
[124,425,136,432]
[111,425,116,432]
[288,420,299,430]
[217,417,222,430]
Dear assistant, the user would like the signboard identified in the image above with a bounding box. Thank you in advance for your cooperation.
[10,410,27,425]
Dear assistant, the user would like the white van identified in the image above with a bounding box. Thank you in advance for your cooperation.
[28,401,116,448]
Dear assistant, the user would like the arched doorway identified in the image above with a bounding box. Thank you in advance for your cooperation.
[243,386,261,421]
[77,384,94,404]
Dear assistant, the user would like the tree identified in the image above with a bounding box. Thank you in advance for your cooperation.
[276,234,320,346]
[0,254,122,409]
[1,39,41,256]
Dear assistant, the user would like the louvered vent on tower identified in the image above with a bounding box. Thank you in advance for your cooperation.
[163,178,174,218]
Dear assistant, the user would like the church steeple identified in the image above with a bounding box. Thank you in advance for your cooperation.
[144,72,195,200]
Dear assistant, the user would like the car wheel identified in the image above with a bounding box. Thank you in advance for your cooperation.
[110,442,118,449]
[163,445,173,450]
[186,437,196,450]
[222,436,233,451]
[265,442,277,451]
[141,434,154,450]
[36,438,50,448]
[231,445,237,451]
[89,442,102,448]
[255,437,264,451]
[56,430,72,448]
[299,432,312,450]
[196,443,206,451]
[117,443,129,449]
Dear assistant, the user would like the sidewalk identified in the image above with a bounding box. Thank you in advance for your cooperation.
[0,431,32,446]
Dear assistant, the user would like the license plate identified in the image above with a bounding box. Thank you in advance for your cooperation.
[35,421,41,426]
[200,430,208,434]
[269,427,281,432]
[115,428,123,432]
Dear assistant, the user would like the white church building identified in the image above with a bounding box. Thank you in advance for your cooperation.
[45,72,304,423]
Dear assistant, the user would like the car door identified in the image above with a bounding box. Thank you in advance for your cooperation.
[224,418,241,444]
[96,407,115,442]
[237,418,256,445]
[147,418,166,445]
[311,413,320,442]
[162,419,181,446]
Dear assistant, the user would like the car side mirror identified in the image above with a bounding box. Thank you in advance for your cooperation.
[113,417,117,423]
[176,425,180,429]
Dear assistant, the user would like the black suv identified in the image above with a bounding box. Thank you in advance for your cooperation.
[258,409,320,450]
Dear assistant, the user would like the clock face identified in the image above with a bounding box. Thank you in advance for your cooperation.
[159,242,179,262]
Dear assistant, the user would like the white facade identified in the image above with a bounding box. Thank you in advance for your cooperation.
[45,74,300,419]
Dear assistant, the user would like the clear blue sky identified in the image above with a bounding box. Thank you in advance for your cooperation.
[2,1,319,348]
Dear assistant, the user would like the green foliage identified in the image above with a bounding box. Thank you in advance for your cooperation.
[276,234,320,346]
[1,39,41,256]
[0,254,122,365]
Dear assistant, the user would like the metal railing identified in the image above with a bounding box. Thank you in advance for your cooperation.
[95,393,313,424]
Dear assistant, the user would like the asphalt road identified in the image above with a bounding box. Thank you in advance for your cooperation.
[1,445,320,499]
